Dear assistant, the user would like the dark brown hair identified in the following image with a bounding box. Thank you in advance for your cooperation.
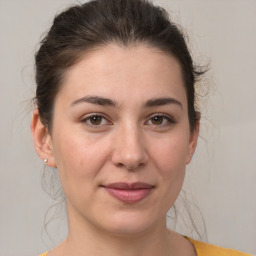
[35,0,206,131]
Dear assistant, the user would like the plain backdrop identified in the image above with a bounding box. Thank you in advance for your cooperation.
[0,0,255,255]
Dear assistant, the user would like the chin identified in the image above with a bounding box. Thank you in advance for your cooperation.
[97,210,164,237]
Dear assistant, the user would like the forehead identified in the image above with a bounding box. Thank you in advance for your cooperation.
[57,44,187,105]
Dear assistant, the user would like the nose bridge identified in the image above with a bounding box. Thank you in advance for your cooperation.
[111,121,148,169]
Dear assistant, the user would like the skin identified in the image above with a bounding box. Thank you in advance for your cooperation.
[31,44,199,256]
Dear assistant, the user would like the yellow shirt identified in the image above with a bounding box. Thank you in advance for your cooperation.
[186,237,252,256]
[39,237,252,256]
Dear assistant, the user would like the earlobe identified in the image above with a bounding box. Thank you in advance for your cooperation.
[186,119,200,165]
[31,109,56,167]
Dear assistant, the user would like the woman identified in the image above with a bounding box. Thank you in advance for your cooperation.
[31,0,251,255]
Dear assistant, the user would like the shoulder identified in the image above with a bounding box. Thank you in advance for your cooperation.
[186,237,252,256]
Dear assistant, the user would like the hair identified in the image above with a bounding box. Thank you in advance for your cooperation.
[35,0,206,133]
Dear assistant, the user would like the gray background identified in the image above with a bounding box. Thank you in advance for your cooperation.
[0,0,255,255]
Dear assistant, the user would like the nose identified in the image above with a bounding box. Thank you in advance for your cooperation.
[111,125,148,170]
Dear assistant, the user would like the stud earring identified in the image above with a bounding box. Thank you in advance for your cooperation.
[43,158,48,165]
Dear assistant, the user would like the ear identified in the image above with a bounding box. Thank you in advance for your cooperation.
[186,118,200,165]
[31,109,56,168]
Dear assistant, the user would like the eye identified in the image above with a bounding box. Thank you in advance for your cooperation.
[150,116,165,125]
[146,114,175,126]
[81,114,110,126]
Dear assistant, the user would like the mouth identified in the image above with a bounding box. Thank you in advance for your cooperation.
[101,182,154,203]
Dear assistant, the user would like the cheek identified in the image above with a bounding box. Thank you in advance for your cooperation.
[51,128,111,192]
[149,130,190,200]
[150,131,190,174]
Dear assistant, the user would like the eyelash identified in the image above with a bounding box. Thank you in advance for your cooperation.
[81,113,175,127]
[81,113,111,127]
[146,114,175,127]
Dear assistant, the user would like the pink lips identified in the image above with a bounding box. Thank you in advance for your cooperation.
[102,182,154,203]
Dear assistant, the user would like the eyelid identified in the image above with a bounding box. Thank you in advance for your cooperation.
[145,113,176,125]
[81,113,112,126]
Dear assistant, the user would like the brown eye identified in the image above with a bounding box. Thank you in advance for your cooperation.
[151,116,164,125]
[89,115,103,125]
[146,114,175,126]
[81,114,111,128]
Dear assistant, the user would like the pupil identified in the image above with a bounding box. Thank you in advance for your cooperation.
[152,116,163,125]
[91,116,102,125]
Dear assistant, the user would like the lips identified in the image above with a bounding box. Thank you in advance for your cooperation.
[102,182,154,203]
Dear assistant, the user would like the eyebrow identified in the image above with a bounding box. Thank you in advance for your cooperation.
[71,96,118,107]
[70,95,182,109]
[145,97,183,109]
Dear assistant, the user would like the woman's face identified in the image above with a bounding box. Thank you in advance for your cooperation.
[42,44,198,235]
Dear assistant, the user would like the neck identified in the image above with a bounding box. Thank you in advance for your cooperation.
[62,212,175,256]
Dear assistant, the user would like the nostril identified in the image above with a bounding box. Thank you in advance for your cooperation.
[116,163,124,168]
[116,161,145,171]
